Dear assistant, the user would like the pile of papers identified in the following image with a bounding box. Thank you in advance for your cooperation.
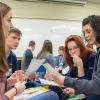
[13,87,49,100]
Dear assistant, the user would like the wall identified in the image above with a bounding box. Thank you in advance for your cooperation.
[3,0,100,20]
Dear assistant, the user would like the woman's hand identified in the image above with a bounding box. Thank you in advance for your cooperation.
[45,71,53,80]
[52,74,65,86]
[63,87,75,96]
[14,82,26,95]
[28,72,35,80]
[72,55,84,77]
[55,67,62,72]
[72,54,83,67]
[7,70,25,86]
[5,81,26,99]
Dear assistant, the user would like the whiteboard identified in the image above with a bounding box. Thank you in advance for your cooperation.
[12,18,82,57]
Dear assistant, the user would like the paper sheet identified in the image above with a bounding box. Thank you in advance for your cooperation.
[25,59,45,76]
[39,78,59,86]
[43,63,61,76]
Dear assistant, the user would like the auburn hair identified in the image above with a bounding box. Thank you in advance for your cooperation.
[64,35,95,68]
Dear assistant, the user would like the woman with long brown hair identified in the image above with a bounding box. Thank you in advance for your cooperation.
[37,40,55,67]
[0,2,25,100]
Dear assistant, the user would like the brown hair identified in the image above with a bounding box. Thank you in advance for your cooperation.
[59,46,65,51]
[82,15,100,44]
[65,35,95,68]
[29,40,35,47]
[9,27,22,36]
[0,4,8,73]
[0,2,11,17]
[37,40,53,59]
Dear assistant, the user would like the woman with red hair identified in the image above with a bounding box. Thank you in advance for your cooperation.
[48,35,96,100]
[65,35,95,80]
[57,35,96,99]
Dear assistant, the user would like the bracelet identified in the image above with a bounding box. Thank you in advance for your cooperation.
[14,87,17,95]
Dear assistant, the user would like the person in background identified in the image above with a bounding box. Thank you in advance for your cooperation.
[0,2,25,99]
[52,15,100,100]
[37,40,55,67]
[55,46,67,74]
[36,40,56,78]
[21,40,35,71]
[6,28,22,77]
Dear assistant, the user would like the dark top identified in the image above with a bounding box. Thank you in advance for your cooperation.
[44,52,56,68]
[0,72,9,100]
[7,51,18,76]
[55,55,67,69]
[21,49,33,71]
[67,52,96,80]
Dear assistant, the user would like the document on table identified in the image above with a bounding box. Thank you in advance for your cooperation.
[13,87,49,100]
[39,78,59,86]
[25,59,45,76]
[43,63,61,76]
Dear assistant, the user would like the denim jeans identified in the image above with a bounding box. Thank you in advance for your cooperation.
[28,91,59,100]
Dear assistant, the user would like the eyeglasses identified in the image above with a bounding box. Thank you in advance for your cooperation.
[68,46,79,52]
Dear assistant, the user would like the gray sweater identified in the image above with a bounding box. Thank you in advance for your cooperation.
[64,47,100,95]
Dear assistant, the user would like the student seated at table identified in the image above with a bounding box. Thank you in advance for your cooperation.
[0,2,26,99]
[46,35,96,100]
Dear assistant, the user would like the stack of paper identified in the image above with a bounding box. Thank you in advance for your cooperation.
[13,87,49,100]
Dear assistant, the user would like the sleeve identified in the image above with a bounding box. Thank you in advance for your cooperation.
[25,50,33,67]
[0,75,9,100]
[0,94,9,100]
[67,67,78,78]
[45,53,56,68]
[64,54,100,95]
[77,53,95,80]
[12,54,18,73]
[55,56,59,67]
